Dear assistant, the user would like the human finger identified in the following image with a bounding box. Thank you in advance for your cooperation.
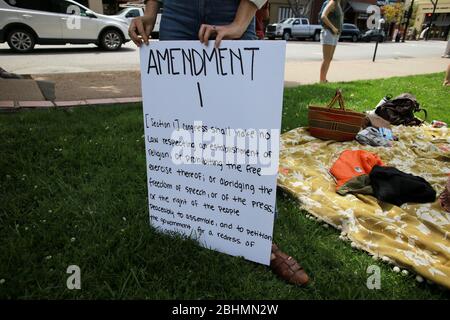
[129,19,142,46]
[198,24,217,45]
[215,29,225,48]
[202,25,215,45]
[135,19,149,45]
[198,24,207,44]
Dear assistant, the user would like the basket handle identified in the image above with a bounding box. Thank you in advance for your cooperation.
[326,89,346,110]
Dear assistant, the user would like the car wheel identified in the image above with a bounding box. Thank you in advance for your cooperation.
[101,29,123,51]
[352,34,358,42]
[7,29,35,53]
[268,36,275,40]
[314,32,320,42]
[283,31,291,41]
[379,36,385,43]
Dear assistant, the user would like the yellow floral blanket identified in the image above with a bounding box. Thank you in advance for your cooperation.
[278,126,450,288]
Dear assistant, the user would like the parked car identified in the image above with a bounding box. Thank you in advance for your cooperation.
[266,17,322,41]
[113,6,144,21]
[339,23,361,42]
[361,29,386,42]
[0,0,131,53]
[112,6,162,39]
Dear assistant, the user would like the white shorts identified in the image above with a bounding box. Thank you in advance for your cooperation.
[320,28,339,46]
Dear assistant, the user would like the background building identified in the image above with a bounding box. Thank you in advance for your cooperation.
[344,0,377,30]
[268,0,312,22]
[77,0,104,14]
[267,0,379,29]
[408,0,450,39]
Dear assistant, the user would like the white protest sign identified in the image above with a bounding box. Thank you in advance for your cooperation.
[140,40,286,265]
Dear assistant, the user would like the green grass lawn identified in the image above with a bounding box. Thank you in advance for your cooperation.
[1,73,449,299]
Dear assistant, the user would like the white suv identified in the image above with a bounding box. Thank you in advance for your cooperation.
[0,0,131,53]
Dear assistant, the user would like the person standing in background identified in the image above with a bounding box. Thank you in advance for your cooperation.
[443,64,450,86]
[129,0,259,48]
[443,37,450,86]
[128,0,310,286]
[319,0,343,83]
[443,37,450,58]
[255,2,270,40]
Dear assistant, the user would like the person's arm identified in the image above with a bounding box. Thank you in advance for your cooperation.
[321,0,339,35]
[198,0,261,48]
[129,0,160,47]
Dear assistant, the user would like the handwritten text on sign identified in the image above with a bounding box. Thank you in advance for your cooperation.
[140,41,286,265]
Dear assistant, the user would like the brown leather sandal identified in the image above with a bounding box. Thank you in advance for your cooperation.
[270,244,309,286]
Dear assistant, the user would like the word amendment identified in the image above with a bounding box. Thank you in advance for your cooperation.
[147,47,260,80]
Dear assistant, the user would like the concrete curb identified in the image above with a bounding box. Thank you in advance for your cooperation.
[0,97,143,111]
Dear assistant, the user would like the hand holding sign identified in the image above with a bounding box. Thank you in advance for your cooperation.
[131,0,258,48]
[198,24,246,48]
[129,16,152,46]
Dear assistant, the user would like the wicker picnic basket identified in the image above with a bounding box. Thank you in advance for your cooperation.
[308,90,366,142]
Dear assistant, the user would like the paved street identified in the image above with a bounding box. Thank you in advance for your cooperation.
[0,40,446,75]
[285,40,446,61]
[1,39,448,103]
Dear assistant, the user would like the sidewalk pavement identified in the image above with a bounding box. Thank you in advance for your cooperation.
[1,57,448,110]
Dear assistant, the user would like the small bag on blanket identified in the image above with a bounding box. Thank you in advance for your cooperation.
[375,93,427,126]
[308,89,366,142]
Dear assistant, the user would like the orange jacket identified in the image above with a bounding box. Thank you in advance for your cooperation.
[330,150,384,189]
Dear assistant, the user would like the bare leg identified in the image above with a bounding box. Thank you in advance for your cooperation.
[320,44,336,83]
[444,64,450,86]
[443,39,450,58]
[330,44,337,60]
